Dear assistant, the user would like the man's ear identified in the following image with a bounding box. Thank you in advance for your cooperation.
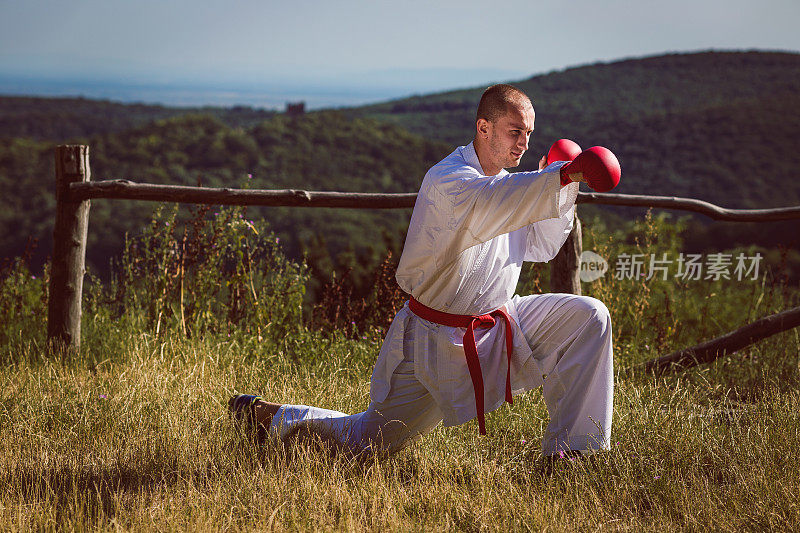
[476,118,491,138]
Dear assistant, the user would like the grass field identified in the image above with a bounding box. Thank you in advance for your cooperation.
[2,210,799,531]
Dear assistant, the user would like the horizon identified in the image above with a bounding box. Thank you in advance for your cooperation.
[0,65,530,110]
[3,0,799,109]
[2,48,795,111]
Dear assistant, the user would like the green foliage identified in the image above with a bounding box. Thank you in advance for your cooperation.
[354,51,800,147]
[308,250,407,340]
[0,110,451,285]
[0,249,49,352]
[2,50,800,306]
[0,217,799,529]
[0,138,54,260]
[0,96,276,141]
[518,210,800,394]
[351,51,800,253]
[580,212,798,393]
[87,204,308,342]
[2,48,800,524]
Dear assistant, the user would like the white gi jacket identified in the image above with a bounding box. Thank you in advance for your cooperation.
[370,142,580,427]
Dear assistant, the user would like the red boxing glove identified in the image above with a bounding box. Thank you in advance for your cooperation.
[547,139,583,186]
[560,146,621,192]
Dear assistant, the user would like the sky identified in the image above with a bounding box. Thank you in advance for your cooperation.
[1,0,799,108]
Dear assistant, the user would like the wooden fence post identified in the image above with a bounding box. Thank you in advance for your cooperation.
[550,213,582,295]
[47,145,91,352]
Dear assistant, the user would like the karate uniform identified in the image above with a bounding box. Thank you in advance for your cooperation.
[271,142,613,457]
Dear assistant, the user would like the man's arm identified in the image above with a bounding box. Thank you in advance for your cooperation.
[432,164,578,267]
[524,203,576,263]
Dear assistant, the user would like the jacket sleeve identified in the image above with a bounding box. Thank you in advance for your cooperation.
[524,202,576,262]
[432,162,578,268]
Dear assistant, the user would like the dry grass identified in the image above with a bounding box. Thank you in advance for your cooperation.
[1,326,799,531]
[2,210,799,531]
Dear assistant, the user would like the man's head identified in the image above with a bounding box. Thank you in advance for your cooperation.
[473,84,535,175]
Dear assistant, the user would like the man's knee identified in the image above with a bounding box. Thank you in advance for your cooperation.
[570,295,611,335]
[562,297,613,375]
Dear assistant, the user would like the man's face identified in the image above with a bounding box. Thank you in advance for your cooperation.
[480,103,535,173]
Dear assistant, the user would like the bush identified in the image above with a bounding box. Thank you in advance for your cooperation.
[85,204,308,342]
[0,240,49,360]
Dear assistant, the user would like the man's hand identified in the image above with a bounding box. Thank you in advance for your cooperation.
[560,146,621,192]
[538,155,547,171]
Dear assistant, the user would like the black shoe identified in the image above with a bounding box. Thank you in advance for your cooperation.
[228,394,267,442]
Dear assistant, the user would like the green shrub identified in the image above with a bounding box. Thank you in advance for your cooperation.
[85,204,308,342]
[0,247,49,361]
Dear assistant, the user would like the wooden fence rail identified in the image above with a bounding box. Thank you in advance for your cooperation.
[69,179,419,209]
[68,179,800,222]
[47,145,800,353]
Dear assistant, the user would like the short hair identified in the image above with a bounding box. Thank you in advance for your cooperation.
[476,84,532,123]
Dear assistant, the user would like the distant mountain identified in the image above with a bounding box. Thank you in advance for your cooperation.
[350,51,800,210]
[2,50,799,284]
[0,96,277,140]
[0,112,451,284]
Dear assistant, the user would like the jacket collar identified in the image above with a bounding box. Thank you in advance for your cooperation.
[463,142,484,174]
[463,141,508,177]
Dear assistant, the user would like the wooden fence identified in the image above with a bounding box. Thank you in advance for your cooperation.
[46,145,800,358]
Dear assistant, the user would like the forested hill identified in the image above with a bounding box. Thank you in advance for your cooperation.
[2,50,800,282]
[0,112,451,280]
[0,96,277,140]
[350,51,800,210]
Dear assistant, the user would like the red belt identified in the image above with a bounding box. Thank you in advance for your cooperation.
[408,297,514,435]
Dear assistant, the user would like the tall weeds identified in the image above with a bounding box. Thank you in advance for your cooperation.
[1,210,799,530]
[89,204,307,341]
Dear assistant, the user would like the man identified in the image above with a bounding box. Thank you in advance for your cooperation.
[230,84,614,460]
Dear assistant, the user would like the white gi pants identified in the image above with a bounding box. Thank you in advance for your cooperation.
[270,293,613,457]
